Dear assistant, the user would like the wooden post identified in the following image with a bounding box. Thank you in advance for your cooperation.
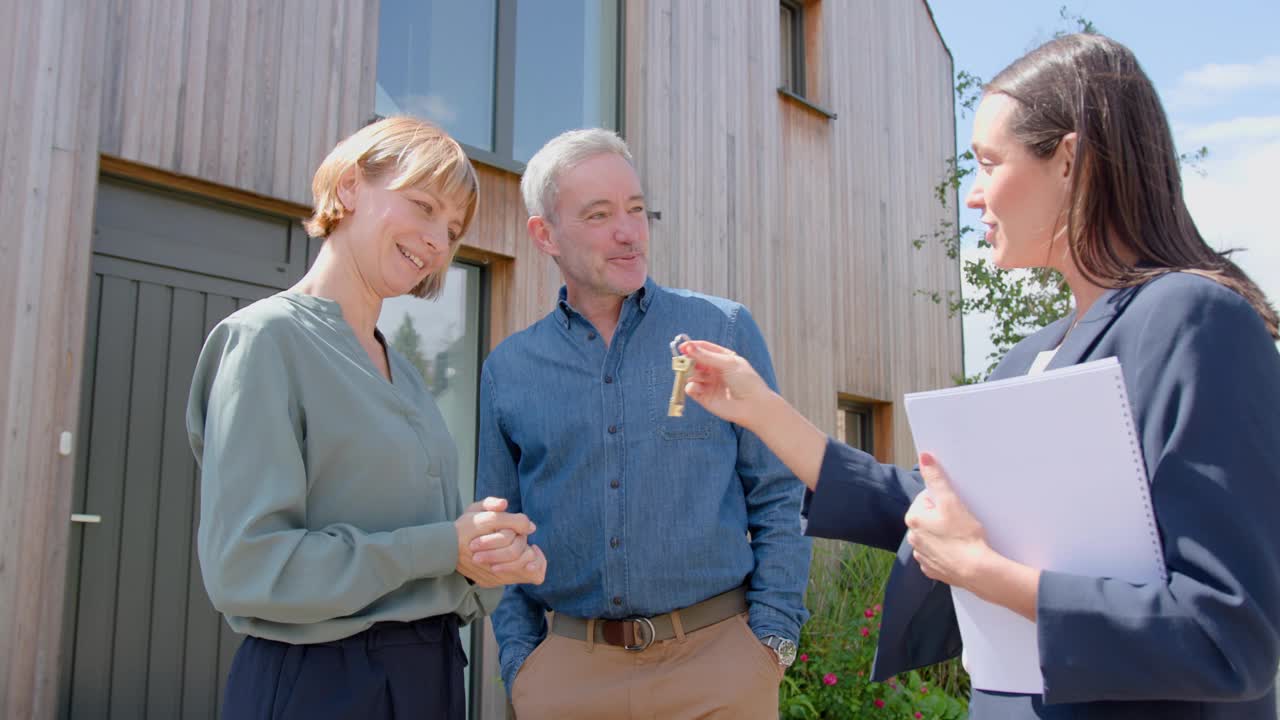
[0,1,110,718]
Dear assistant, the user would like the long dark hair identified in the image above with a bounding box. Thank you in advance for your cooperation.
[988,33,1279,338]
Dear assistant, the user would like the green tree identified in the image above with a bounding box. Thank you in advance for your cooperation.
[390,314,432,383]
[917,7,1208,382]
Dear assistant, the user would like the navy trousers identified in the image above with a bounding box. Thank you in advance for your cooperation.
[221,616,467,720]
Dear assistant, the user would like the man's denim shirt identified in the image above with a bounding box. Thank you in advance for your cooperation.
[477,278,812,691]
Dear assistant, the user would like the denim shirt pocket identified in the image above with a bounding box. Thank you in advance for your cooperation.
[647,364,716,440]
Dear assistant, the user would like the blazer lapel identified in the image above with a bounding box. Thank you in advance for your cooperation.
[1045,286,1130,371]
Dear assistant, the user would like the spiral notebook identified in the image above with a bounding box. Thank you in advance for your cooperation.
[903,357,1166,694]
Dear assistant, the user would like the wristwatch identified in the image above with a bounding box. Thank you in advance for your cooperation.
[760,635,798,667]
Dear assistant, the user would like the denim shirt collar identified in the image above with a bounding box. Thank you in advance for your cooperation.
[555,276,658,329]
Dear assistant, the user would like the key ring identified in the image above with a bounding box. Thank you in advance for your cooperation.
[669,333,691,357]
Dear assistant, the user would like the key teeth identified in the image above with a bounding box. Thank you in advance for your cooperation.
[668,404,685,417]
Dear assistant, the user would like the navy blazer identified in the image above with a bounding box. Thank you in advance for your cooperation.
[804,272,1280,719]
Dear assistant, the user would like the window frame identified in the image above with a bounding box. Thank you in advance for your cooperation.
[836,398,875,454]
[779,0,806,97]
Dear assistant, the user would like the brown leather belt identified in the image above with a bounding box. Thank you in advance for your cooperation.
[550,586,747,651]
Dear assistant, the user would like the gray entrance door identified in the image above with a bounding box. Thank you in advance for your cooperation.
[59,178,314,719]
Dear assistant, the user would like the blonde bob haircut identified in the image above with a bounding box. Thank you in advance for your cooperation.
[304,116,479,300]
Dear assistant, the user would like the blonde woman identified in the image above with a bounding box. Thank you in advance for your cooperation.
[188,117,545,719]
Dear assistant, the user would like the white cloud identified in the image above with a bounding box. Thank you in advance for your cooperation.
[1167,56,1280,109]
[1180,131,1280,317]
[1178,115,1280,146]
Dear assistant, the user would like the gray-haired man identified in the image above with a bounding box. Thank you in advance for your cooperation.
[473,129,811,719]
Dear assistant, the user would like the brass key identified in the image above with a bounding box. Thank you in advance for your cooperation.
[668,333,693,417]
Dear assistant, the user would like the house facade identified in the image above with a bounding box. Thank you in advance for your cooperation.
[0,1,960,717]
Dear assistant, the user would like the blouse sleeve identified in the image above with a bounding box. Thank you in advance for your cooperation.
[187,321,460,624]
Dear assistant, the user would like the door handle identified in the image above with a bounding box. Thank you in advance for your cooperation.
[71,514,101,524]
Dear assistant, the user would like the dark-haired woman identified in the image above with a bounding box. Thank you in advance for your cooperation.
[677,33,1280,719]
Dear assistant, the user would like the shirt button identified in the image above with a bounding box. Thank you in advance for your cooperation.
[610,479,620,489]
[612,596,622,606]
[608,425,618,434]
[610,537,620,548]
[604,375,613,384]
[587,332,597,341]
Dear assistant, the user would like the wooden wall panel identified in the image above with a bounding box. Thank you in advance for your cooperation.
[96,0,378,206]
[0,1,958,717]
[625,0,961,468]
[0,0,110,716]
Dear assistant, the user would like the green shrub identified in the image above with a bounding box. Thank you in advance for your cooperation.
[781,540,969,719]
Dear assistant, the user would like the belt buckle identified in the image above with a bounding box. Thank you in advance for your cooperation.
[623,616,656,652]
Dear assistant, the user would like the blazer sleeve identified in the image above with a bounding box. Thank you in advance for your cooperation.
[1036,286,1280,704]
[803,438,924,552]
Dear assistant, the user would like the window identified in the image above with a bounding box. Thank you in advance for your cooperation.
[779,0,805,96]
[377,260,484,704]
[375,1,498,152]
[777,0,835,119]
[377,0,621,171]
[837,399,874,454]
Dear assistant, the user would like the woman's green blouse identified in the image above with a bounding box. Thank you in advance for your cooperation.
[187,292,501,643]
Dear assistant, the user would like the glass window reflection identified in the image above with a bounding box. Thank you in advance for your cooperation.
[376,0,497,151]
[513,0,618,163]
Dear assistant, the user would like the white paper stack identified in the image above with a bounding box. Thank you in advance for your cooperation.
[903,357,1166,694]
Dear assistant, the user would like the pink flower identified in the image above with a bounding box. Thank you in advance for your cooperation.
[857,670,865,677]
[920,684,929,694]
[865,607,876,618]
[860,627,871,637]
[915,713,924,719]
[874,699,886,708]
[799,653,808,662]
[875,603,883,612]
[823,673,838,686]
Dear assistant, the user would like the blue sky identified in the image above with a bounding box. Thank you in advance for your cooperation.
[928,1,1280,373]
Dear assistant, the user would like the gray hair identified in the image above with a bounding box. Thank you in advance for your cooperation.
[521,128,633,222]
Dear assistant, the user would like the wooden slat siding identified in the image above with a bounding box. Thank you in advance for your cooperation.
[360,0,381,130]
[320,1,346,180]
[195,0,229,180]
[219,0,250,185]
[117,0,149,162]
[338,0,362,144]
[238,0,272,192]
[294,1,327,202]
[270,0,297,200]
[0,0,107,714]
[140,0,169,166]
[177,0,211,176]
[158,0,189,170]
[623,0,959,472]
[294,0,323,202]
[307,1,337,201]
[96,1,375,204]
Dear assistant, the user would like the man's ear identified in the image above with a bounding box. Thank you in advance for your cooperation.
[528,215,559,258]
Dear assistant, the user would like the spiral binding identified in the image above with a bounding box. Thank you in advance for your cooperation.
[1112,369,1168,582]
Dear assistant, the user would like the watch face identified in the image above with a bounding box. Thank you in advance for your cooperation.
[776,638,798,666]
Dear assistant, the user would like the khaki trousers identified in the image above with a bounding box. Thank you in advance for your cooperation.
[511,613,782,720]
